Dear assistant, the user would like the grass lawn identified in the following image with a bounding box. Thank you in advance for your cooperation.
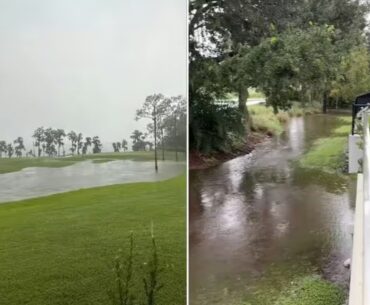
[274,276,344,305]
[0,150,186,174]
[0,175,186,305]
[250,105,284,136]
[249,102,321,136]
[300,116,351,171]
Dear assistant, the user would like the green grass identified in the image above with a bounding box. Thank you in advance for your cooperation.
[300,137,347,170]
[249,103,322,137]
[274,276,344,305]
[0,157,76,174]
[300,116,351,171]
[250,105,284,136]
[0,151,185,174]
[0,175,186,305]
[237,261,344,305]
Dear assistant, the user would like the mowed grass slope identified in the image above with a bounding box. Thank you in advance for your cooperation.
[0,175,186,305]
[300,116,351,171]
[0,150,186,174]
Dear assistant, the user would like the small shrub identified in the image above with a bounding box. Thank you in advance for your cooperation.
[110,232,162,305]
[110,233,135,305]
[142,235,163,305]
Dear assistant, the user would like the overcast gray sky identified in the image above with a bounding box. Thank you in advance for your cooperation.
[0,0,187,150]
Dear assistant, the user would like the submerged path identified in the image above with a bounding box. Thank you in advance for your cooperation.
[0,160,185,203]
[189,115,355,304]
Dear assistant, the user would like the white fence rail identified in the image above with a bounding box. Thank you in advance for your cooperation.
[363,110,370,305]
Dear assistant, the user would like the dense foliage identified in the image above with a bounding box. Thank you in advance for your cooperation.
[190,0,370,152]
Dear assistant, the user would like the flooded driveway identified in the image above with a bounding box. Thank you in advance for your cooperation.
[0,160,185,203]
[189,115,355,304]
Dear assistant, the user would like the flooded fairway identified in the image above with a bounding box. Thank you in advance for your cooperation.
[0,160,185,202]
[189,115,356,304]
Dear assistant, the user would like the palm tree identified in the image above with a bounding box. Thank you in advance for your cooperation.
[82,137,92,154]
[14,137,25,157]
[55,129,66,157]
[44,128,56,157]
[122,139,128,152]
[32,127,45,157]
[112,142,122,152]
[130,130,146,151]
[68,131,77,155]
[76,133,83,155]
[92,136,102,154]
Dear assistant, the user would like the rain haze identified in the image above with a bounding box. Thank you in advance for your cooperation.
[0,0,187,151]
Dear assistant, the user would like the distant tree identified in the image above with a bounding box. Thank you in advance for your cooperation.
[68,131,78,155]
[26,150,34,157]
[7,144,13,158]
[76,133,83,155]
[33,127,45,157]
[54,129,66,157]
[14,137,25,157]
[92,136,102,154]
[166,95,187,161]
[130,130,146,151]
[122,139,128,152]
[0,141,7,158]
[112,142,118,152]
[136,94,168,171]
[43,128,57,157]
[112,142,122,152]
[82,137,92,155]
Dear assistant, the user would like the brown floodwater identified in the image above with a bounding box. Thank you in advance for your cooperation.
[189,115,356,305]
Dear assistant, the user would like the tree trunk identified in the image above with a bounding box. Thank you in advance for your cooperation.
[154,113,158,172]
[300,84,306,108]
[238,86,247,113]
[322,91,328,114]
[161,128,165,161]
[273,104,278,114]
[238,85,250,129]
[174,117,178,162]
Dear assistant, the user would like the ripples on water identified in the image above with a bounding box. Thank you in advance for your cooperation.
[190,116,355,304]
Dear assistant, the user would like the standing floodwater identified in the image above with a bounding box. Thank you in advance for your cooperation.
[190,115,356,304]
[0,160,185,203]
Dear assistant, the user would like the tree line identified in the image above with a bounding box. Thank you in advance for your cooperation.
[189,0,370,153]
[0,94,186,164]
[0,128,103,158]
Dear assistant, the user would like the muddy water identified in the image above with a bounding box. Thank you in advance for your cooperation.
[189,115,356,305]
[0,160,185,203]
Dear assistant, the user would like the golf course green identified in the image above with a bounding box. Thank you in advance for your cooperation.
[0,174,186,305]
